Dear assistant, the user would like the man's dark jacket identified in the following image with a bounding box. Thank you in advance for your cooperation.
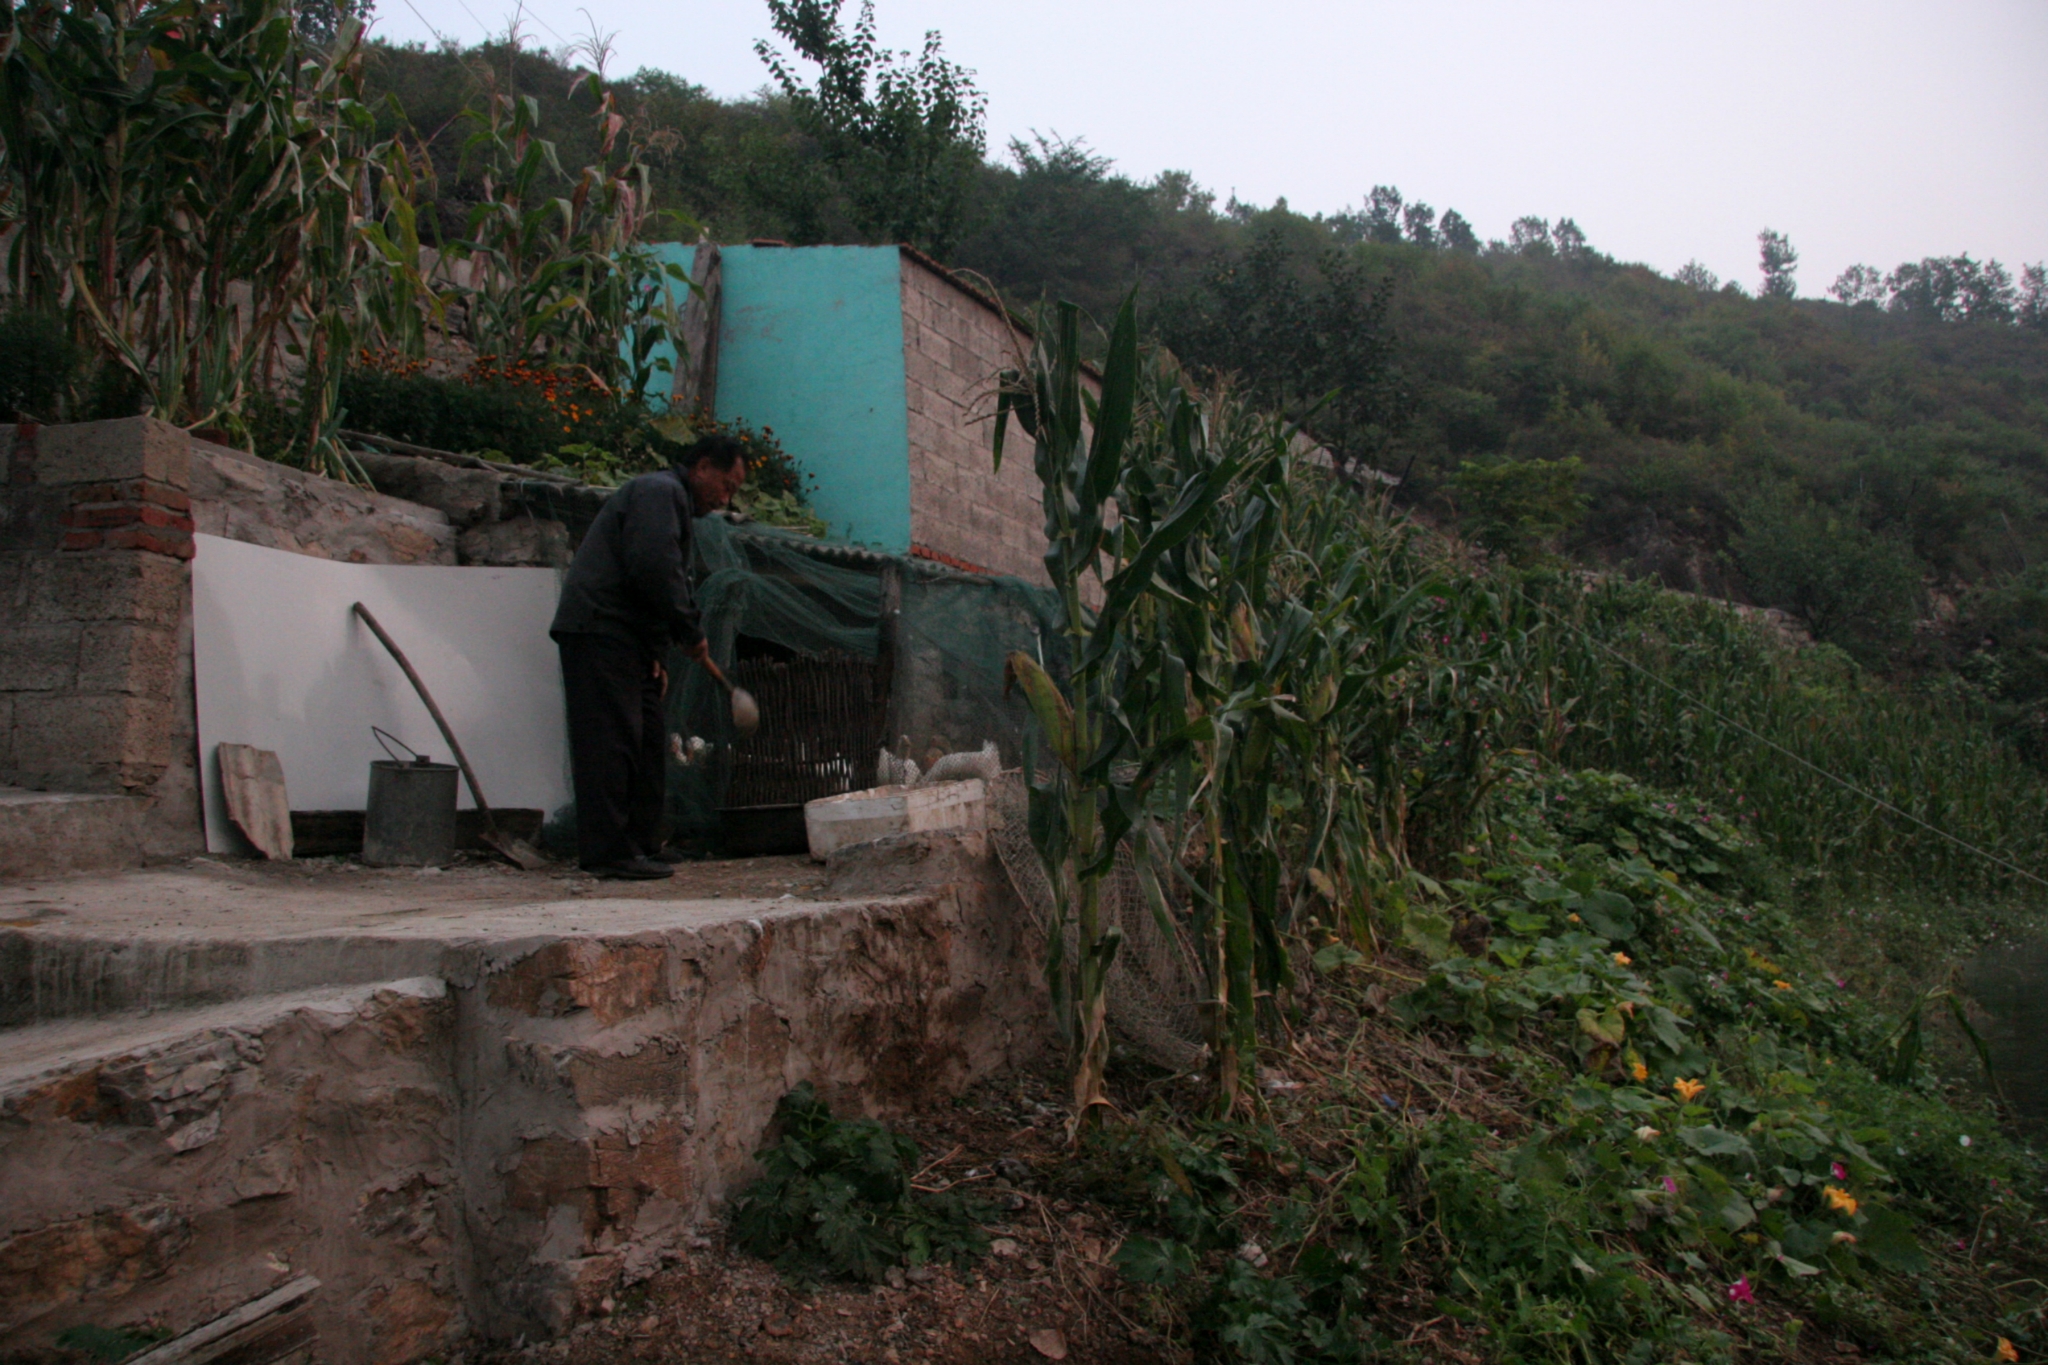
[548,467,701,653]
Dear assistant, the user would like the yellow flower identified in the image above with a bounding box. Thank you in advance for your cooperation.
[1631,1059,1649,1082]
[1568,913,1582,923]
[1773,980,1793,991]
[1613,952,1633,966]
[1673,1077,1706,1102]
[1997,1339,2019,1363]
[1823,1186,1859,1216]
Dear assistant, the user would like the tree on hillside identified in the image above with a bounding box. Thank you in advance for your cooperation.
[1402,201,1437,247]
[1675,260,1719,291]
[1758,229,1798,298]
[1732,498,1922,655]
[754,0,987,254]
[2024,265,2048,331]
[1449,455,1587,560]
[1509,216,1552,256]
[1830,264,1886,307]
[1364,185,1405,244]
[1887,255,2016,323]
[1552,218,1589,261]
[1439,209,1478,253]
[1158,223,1406,482]
[293,0,371,44]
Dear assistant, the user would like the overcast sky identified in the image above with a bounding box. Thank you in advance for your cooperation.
[372,0,2048,295]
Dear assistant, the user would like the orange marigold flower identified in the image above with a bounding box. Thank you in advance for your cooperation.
[1631,1059,1649,1082]
[1613,952,1632,966]
[1997,1339,2019,1362]
[1823,1186,1858,1216]
[1773,980,1793,990]
[1673,1078,1705,1102]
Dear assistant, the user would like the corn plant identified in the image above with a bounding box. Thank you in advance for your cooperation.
[0,0,441,472]
[995,298,1240,1124]
[452,43,687,404]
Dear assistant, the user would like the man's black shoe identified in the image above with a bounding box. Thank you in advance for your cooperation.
[585,856,674,880]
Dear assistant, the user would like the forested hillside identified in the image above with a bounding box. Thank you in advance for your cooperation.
[353,13,2048,757]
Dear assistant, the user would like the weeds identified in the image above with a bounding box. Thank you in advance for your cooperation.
[729,1083,989,1285]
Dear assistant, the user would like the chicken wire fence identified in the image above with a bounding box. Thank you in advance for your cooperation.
[987,772,1207,1072]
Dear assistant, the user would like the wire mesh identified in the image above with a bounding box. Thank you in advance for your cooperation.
[987,772,1206,1071]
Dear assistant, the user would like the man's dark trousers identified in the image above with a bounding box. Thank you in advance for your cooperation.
[557,632,665,868]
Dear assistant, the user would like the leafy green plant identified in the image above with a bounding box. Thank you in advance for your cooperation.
[729,1082,987,1283]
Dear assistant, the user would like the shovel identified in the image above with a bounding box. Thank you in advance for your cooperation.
[698,654,760,738]
[351,602,549,870]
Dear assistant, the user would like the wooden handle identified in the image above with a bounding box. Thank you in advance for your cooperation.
[351,601,499,830]
[699,654,735,694]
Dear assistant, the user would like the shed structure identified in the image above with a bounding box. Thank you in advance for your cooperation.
[656,242,1056,585]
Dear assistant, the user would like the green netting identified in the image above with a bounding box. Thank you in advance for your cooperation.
[663,516,1068,845]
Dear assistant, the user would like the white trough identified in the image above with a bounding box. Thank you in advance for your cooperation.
[804,779,989,860]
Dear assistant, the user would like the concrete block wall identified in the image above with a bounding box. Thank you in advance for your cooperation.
[899,254,1050,585]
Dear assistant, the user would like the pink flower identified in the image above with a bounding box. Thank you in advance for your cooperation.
[1726,1276,1755,1304]
[1831,1162,1848,1182]
[1662,1175,1679,1195]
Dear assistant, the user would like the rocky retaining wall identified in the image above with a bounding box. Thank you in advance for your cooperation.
[0,834,1046,1365]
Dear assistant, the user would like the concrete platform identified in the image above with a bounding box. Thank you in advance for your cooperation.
[0,836,1046,1365]
[0,855,828,1027]
[0,786,145,879]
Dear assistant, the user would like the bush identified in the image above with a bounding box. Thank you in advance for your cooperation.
[337,357,640,463]
[1449,454,1588,559]
[1731,497,1923,657]
[729,1083,988,1283]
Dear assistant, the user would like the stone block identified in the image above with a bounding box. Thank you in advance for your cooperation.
[33,417,191,489]
[0,789,146,877]
[11,691,176,785]
[25,552,187,625]
[0,623,80,691]
[356,452,502,529]
[76,621,180,696]
[458,518,570,568]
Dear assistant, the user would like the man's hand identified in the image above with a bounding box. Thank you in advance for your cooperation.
[652,658,669,699]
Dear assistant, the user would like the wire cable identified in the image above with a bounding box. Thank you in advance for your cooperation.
[1558,612,2048,894]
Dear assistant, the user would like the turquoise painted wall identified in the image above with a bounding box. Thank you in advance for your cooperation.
[711,245,910,552]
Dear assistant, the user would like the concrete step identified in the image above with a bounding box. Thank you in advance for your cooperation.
[0,787,144,880]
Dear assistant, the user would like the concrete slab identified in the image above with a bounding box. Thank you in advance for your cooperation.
[0,855,834,1025]
[0,785,145,878]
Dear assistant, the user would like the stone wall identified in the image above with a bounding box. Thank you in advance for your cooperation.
[0,834,1048,1364]
[899,254,1049,585]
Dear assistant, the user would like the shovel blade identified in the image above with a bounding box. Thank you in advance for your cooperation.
[482,829,549,871]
